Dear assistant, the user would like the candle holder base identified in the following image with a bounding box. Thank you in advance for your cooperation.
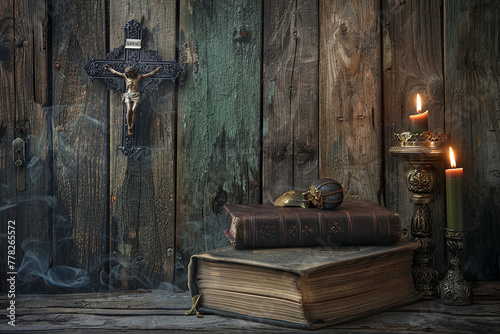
[390,131,447,298]
[437,229,473,306]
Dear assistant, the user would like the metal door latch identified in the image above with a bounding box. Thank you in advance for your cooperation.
[12,138,26,191]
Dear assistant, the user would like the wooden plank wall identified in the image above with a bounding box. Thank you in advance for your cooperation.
[51,0,108,291]
[177,0,262,286]
[13,0,51,292]
[108,1,177,291]
[262,0,319,202]
[382,0,446,272]
[0,0,16,292]
[0,0,51,293]
[319,0,382,203]
[445,0,500,280]
[0,0,499,293]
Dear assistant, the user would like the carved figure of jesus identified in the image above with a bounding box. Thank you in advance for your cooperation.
[104,64,161,135]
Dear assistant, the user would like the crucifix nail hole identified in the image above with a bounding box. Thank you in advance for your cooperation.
[85,19,182,156]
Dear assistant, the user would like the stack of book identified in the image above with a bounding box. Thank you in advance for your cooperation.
[187,200,420,329]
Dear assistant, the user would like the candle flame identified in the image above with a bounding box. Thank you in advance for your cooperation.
[449,147,456,168]
[416,94,422,113]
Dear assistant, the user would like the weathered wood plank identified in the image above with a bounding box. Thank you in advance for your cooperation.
[51,0,109,292]
[108,1,177,291]
[444,0,500,281]
[262,0,319,203]
[15,290,191,310]
[319,0,382,203]
[7,310,500,333]
[2,282,499,332]
[9,314,282,332]
[12,0,51,293]
[382,0,446,272]
[176,0,262,287]
[0,0,15,294]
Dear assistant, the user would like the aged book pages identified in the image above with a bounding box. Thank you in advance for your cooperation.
[188,242,420,329]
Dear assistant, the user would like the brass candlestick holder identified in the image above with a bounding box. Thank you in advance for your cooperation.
[389,131,447,298]
[437,229,473,305]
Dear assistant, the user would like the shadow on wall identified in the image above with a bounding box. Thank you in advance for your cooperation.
[175,210,232,287]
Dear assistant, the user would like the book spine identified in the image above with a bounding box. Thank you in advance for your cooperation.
[231,210,400,248]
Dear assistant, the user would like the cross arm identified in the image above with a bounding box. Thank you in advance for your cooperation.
[85,58,126,80]
[85,57,182,82]
[104,64,126,78]
[140,66,161,79]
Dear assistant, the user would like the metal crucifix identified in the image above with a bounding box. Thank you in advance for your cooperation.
[85,19,182,156]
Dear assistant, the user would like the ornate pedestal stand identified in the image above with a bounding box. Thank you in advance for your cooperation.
[437,229,473,305]
[389,132,447,299]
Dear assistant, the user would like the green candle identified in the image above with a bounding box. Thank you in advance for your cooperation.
[445,147,464,231]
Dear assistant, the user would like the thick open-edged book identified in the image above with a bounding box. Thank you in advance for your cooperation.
[224,201,401,248]
[188,242,421,329]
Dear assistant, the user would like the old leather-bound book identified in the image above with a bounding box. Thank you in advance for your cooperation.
[187,242,420,329]
[224,201,401,248]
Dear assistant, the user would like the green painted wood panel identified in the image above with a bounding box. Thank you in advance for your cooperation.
[177,0,262,287]
[108,1,177,290]
[444,0,500,280]
[51,0,109,292]
[382,0,445,272]
[319,0,382,202]
[262,0,319,203]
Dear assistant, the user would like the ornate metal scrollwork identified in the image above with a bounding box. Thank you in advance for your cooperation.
[415,235,434,254]
[390,133,447,299]
[437,230,472,305]
[421,131,447,142]
[118,133,139,156]
[411,205,431,236]
[412,263,441,292]
[407,166,438,193]
[85,19,182,157]
[122,19,143,39]
[393,131,448,145]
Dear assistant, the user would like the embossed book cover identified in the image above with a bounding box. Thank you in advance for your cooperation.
[224,200,401,248]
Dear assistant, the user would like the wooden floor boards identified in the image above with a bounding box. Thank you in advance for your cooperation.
[1,282,498,332]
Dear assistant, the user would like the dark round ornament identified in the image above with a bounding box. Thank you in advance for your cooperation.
[306,178,343,210]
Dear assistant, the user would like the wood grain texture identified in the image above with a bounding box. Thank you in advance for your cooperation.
[177,0,262,287]
[262,0,319,203]
[108,1,177,290]
[3,282,499,332]
[12,0,51,293]
[319,0,382,203]
[382,0,446,272]
[51,0,109,291]
[0,0,15,293]
[444,0,500,280]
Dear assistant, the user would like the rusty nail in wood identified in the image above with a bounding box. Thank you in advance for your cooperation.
[54,61,60,69]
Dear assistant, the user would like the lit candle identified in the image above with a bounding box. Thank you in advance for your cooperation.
[409,94,428,134]
[445,147,464,231]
